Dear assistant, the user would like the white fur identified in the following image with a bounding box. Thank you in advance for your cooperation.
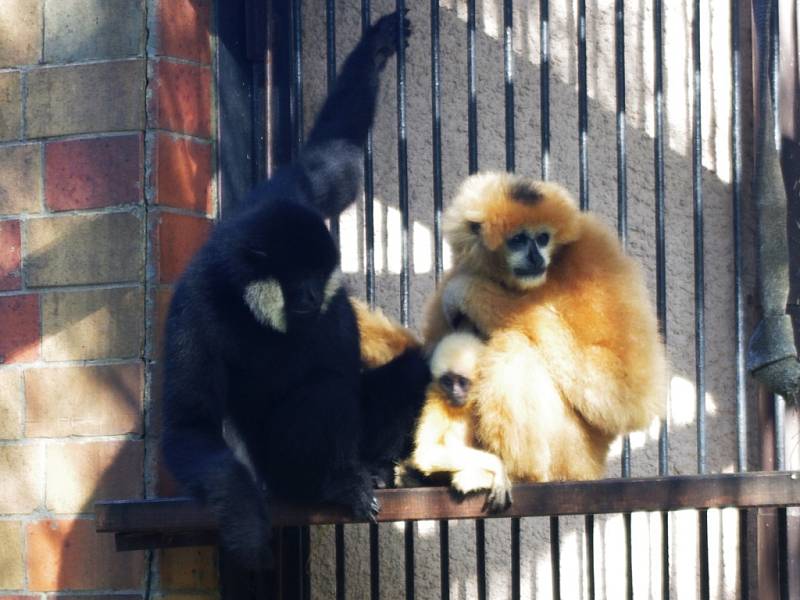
[244,278,286,332]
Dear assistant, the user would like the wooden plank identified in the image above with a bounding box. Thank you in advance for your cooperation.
[97,472,800,547]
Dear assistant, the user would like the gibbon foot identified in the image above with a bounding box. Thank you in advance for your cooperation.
[485,473,513,513]
[369,10,412,71]
[450,468,512,513]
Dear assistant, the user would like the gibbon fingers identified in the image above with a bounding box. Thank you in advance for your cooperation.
[420,172,667,486]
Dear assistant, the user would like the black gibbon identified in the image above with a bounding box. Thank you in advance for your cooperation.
[420,173,667,487]
[395,330,512,511]
[161,12,429,570]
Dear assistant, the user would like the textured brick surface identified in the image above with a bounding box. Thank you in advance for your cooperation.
[0,220,21,290]
[150,61,212,138]
[158,0,211,64]
[159,547,218,591]
[25,363,143,437]
[0,144,41,215]
[44,0,144,63]
[0,445,42,513]
[41,287,143,361]
[158,213,212,283]
[26,61,145,138]
[0,521,24,589]
[0,294,40,364]
[45,440,143,513]
[45,135,143,211]
[27,518,144,591]
[0,369,22,439]
[0,71,22,140]
[25,212,143,287]
[0,0,42,66]
[155,134,213,214]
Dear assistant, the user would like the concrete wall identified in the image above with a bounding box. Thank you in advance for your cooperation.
[297,1,767,598]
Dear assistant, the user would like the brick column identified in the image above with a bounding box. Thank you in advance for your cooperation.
[0,0,218,597]
[146,0,219,596]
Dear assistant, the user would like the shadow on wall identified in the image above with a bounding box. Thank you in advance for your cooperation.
[3,0,753,598]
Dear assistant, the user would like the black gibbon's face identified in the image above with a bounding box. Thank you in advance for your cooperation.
[438,372,471,407]
[503,227,555,289]
[240,202,341,326]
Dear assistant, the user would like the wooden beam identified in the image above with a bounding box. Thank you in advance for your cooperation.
[96,471,800,551]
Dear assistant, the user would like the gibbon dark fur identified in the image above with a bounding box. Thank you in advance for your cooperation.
[161,12,429,570]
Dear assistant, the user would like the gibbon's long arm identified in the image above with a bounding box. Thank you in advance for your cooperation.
[161,307,270,569]
[255,13,411,220]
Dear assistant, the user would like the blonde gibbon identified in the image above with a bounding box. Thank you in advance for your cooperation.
[421,172,668,486]
[395,330,512,511]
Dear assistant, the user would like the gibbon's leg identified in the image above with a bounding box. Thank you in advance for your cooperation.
[162,330,270,571]
[471,331,566,482]
[410,443,512,511]
[350,297,422,369]
[359,348,430,486]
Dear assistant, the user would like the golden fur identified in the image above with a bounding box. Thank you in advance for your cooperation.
[395,331,512,510]
[422,172,668,482]
[350,297,421,368]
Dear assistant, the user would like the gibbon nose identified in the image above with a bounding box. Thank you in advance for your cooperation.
[527,249,545,270]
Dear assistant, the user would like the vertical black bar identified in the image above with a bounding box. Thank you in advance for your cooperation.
[615,0,628,246]
[465,2,485,596]
[654,0,668,478]
[362,0,376,307]
[775,394,788,598]
[731,4,746,595]
[699,509,710,600]
[504,0,515,172]
[653,1,669,595]
[503,3,521,597]
[326,0,340,245]
[290,0,303,159]
[396,0,410,326]
[550,517,561,600]
[405,522,415,600]
[370,523,380,600]
[467,0,478,174]
[335,524,346,600]
[585,514,595,600]
[511,518,521,600]
[476,520,487,600]
[577,0,589,209]
[577,3,593,593]
[540,0,550,179]
[731,0,746,476]
[692,2,708,598]
[692,0,706,478]
[615,5,633,598]
[740,509,750,600]
[216,0,267,215]
[431,0,444,282]
[431,1,447,587]
[440,521,450,600]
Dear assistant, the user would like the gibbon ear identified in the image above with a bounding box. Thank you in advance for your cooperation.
[468,221,481,235]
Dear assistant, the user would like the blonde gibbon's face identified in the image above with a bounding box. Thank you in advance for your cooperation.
[443,172,581,292]
[502,226,556,289]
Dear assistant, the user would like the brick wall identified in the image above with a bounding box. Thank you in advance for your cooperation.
[0,1,218,598]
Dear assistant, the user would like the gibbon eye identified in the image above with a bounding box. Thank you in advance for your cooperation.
[468,221,481,235]
[536,232,551,246]
[507,232,528,248]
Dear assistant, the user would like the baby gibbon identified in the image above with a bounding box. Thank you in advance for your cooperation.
[395,331,512,511]
[422,172,667,485]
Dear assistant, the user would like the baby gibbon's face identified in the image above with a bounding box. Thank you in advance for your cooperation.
[503,227,555,289]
